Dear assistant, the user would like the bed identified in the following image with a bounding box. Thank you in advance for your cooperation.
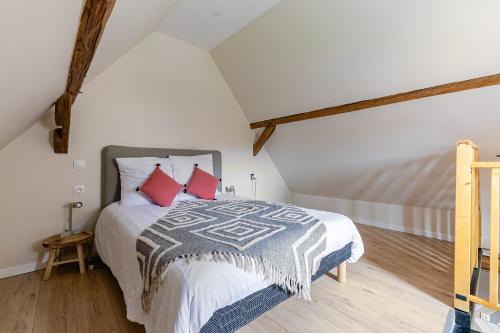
[95,146,364,333]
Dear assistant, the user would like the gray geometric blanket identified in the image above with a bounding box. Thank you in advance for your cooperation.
[136,200,327,312]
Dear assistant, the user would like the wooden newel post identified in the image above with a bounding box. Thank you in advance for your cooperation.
[489,168,499,305]
[454,140,476,313]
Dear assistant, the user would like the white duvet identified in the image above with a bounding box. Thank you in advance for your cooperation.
[95,195,364,333]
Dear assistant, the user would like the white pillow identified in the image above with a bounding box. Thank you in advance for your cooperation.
[169,154,214,185]
[116,157,173,206]
[174,190,222,202]
[173,192,198,202]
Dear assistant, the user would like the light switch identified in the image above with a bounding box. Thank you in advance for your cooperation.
[73,160,86,170]
[73,185,85,196]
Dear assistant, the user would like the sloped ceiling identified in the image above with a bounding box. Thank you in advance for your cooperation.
[88,0,177,79]
[211,0,500,209]
[0,0,81,151]
[0,0,176,151]
[156,0,282,49]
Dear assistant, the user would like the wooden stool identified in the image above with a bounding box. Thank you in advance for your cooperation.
[42,231,93,281]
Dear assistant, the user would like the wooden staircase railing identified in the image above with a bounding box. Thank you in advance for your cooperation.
[455,140,500,329]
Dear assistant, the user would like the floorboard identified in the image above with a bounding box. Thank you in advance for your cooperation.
[0,224,453,332]
[33,267,77,333]
[0,271,41,333]
[72,267,122,333]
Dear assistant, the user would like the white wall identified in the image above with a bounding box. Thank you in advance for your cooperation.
[210,0,500,245]
[292,193,454,242]
[0,32,289,276]
[211,0,500,210]
[212,0,500,123]
[0,0,81,151]
[0,0,180,152]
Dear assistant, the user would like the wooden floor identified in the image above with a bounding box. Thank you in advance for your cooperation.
[0,224,453,333]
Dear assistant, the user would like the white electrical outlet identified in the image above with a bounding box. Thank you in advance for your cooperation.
[481,312,491,322]
[73,185,85,196]
[73,160,86,170]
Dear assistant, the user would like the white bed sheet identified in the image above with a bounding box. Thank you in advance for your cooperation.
[95,196,364,333]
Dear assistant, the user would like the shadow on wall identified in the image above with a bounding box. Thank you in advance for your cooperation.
[327,151,456,210]
[295,192,454,241]
[294,152,456,240]
[351,199,454,241]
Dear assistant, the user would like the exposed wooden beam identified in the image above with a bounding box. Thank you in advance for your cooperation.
[250,73,500,129]
[66,0,116,99]
[253,125,276,156]
[53,93,73,154]
[53,0,116,153]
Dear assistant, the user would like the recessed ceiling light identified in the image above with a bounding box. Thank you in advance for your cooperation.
[211,10,221,17]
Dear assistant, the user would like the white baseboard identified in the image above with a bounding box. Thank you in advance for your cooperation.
[354,218,454,242]
[0,257,47,279]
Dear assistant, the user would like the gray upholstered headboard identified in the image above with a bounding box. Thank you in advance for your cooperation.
[101,145,222,208]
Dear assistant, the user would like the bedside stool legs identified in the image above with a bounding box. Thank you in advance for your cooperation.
[43,249,57,281]
[41,231,93,281]
[76,243,86,274]
[42,243,87,280]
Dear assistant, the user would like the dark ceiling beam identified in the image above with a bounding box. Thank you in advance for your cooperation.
[253,125,276,156]
[250,73,500,155]
[53,0,116,153]
[250,73,500,130]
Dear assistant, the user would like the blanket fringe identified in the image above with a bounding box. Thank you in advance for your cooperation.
[142,252,313,312]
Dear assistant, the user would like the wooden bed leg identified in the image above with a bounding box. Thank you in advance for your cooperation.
[337,261,347,283]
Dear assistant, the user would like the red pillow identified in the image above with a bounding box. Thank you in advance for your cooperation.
[187,167,219,200]
[140,167,183,207]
